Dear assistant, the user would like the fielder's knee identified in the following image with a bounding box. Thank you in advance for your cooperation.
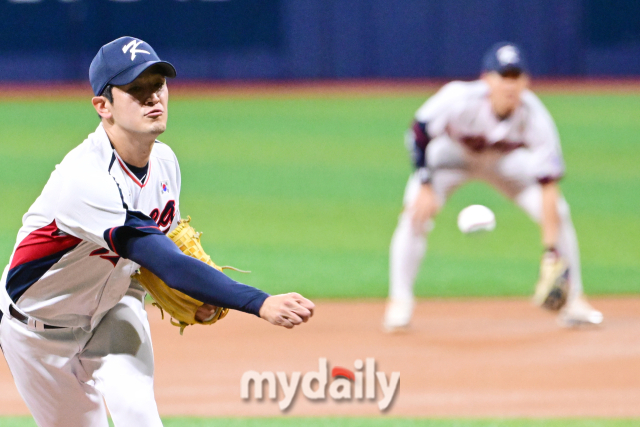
[397,209,433,236]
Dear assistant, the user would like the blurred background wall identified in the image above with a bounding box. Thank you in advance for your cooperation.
[1,0,639,82]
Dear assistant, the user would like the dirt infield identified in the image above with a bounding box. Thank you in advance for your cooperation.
[0,297,638,418]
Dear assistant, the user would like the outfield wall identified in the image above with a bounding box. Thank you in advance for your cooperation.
[1,0,640,81]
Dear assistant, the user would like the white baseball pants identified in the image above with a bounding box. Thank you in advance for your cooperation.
[0,295,163,427]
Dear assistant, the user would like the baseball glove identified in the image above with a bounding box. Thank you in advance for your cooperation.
[533,250,569,311]
[132,216,246,335]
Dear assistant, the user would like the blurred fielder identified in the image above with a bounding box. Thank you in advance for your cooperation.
[0,37,314,426]
[384,42,602,331]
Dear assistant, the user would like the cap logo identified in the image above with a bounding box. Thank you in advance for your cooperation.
[496,45,519,66]
[122,40,150,61]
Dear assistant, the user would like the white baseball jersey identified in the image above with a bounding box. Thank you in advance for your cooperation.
[415,80,565,182]
[0,123,181,330]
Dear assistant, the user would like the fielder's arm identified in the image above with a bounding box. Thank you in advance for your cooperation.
[406,120,439,229]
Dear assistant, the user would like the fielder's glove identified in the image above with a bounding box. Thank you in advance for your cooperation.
[533,250,569,311]
[132,216,246,335]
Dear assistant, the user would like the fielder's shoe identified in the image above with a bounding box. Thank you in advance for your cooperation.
[557,298,603,327]
[383,298,415,332]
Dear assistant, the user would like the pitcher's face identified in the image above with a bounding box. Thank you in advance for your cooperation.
[110,66,169,137]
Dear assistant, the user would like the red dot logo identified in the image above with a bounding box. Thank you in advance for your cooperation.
[331,366,355,381]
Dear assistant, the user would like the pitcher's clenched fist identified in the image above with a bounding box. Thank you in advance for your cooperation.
[259,293,315,328]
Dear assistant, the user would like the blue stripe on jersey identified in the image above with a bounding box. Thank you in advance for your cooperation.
[6,245,80,304]
[104,210,164,257]
[108,152,116,172]
[110,177,129,210]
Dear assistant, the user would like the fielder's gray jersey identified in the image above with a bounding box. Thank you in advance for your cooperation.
[415,80,564,182]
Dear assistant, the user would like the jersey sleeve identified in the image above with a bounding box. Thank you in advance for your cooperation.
[54,169,163,255]
[415,82,468,139]
[408,82,470,182]
[54,171,127,248]
[523,93,566,183]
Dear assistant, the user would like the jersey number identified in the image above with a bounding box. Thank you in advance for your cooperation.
[150,200,176,234]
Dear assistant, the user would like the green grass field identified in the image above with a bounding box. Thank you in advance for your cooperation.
[1,92,638,298]
[0,91,638,425]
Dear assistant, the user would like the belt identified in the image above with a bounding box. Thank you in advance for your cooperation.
[9,306,65,330]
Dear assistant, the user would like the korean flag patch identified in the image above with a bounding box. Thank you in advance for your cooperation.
[161,181,169,194]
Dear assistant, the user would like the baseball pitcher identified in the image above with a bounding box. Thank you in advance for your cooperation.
[0,37,314,426]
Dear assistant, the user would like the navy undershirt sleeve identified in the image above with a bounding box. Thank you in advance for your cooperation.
[104,210,165,256]
[410,120,431,169]
[123,233,270,316]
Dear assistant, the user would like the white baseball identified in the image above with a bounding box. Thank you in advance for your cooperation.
[457,205,496,233]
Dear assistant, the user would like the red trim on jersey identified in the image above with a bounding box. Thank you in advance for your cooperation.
[10,220,82,270]
[115,157,151,189]
[108,227,119,256]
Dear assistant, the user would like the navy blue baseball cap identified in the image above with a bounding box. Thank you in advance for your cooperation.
[482,42,528,75]
[89,36,176,96]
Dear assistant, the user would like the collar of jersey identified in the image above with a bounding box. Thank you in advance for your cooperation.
[113,150,151,188]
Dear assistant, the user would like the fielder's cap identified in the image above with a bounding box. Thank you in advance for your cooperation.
[89,36,176,96]
[482,42,528,75]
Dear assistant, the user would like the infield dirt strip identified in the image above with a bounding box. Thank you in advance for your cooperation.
[0,297,637,418]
